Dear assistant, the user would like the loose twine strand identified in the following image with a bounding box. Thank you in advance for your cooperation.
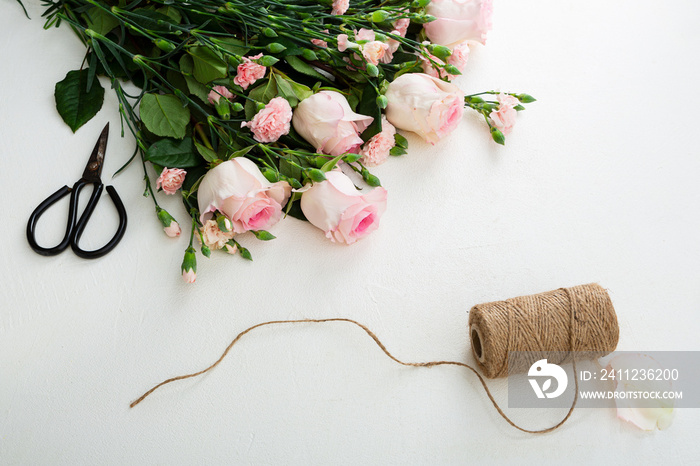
[130,287,591,434]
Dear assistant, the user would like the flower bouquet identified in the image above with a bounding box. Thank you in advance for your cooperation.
[33,0,534,282]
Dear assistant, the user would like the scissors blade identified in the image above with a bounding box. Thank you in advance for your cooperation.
[81,123,109,182]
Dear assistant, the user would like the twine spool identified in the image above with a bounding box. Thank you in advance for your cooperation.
[469,283,619,379]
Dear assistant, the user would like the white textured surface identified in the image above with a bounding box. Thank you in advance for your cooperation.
[1,0,699,464]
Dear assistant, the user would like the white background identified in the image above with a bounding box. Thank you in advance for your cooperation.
[2,0,699,464]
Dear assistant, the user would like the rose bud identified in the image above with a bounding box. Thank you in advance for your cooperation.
[384,73,464,144]
[197,158,291,233]
[423,0,493,48]
[300,170,387,244]
[292,91,374,156]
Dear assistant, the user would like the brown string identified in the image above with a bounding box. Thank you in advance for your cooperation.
[130,284,619,434]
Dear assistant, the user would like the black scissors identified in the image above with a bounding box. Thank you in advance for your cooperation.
[26,123,127,259]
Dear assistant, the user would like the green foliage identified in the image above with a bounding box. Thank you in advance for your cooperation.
[144,137,202,168]
[54,69,105,132]
[140,93,190,139]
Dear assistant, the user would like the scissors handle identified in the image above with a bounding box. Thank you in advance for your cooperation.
[71,184,128,259]
[26,180,128,259]
[26,185,75,256]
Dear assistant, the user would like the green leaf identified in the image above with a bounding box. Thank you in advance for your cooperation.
[284,55,330,83]
[144,137,201,168]
[389,146,407,156]
[188,47,228,84]
[179,55,210,102]
[140,93,190,139]
[84,7,119,36]
[156,6,182,23]
[244,77,278,120]
[252,230,276,241]
[54,69,105,133]
[273,74,299,107]
[357,85,382,142]
[216,37,250,56]
[228,145,254,160]
[394,133,408,149]
[127,9,177,34]
[320,154,344,172]
[194,141,218,162]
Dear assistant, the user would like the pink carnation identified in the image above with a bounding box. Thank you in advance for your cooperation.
[394,18,410,37]
[355,28,375,42]
[233,54,266,90]
[362,41,389,66]
[207,85,233,105]
[489,93,520,135]
[241,97,293,143]
[156,167,187,195]
[198,219,235,250]
[360,118,396,167]
[311,30,329,48]
[332,0,349,15]
[447,41,470,74]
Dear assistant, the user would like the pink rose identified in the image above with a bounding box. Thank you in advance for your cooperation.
[384,73,465,144]
[233,54,266,90]
[424,0,493,47]
[197,158,291,233]
[207,85,233,105]
[241,97,293,143]
[360,118,396,167]
[199,219,235,250]
[489,93,519,135]
[156,167,187,195]
[331,0,349,16]
[292,91,374,156]
[300,171,388,244]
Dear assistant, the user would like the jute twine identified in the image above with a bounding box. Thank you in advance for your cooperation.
[130,283,619,434]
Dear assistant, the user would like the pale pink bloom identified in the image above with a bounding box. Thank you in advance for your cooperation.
[292,91,374,156]
[337,34,358,52]
[331,0,349,16]
[419,53,447,79]
[207,85,233,105]
[182,269,196,283]
[156,167,187,195]
[164,221,181,238]
[489,93,519,135]
[362,41,390,66]
[311,30,329,48]
[233,53,266,90]
[447,41,471,73]
[360,118,396,167]
[355,28,375,42]
[394,18,410,37]
[380,34,401,64]
[384,73,465,144]
[223,243,238,254]
[197,158,291,233]
[300,171,388,244]
[241,97,293,143]
[199,219,235,249]
[424,0,493,47]
[607,354,675,431]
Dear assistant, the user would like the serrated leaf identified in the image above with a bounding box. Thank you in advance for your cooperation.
[84,7,119,36]
[273,74,298,107]
[140,93,190,139]
[188,47,228,84]
[216,37,250,56]
[144,137,201,168]
[156,6,182,23]
[54,69,105,132]
[284,55,330,83]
